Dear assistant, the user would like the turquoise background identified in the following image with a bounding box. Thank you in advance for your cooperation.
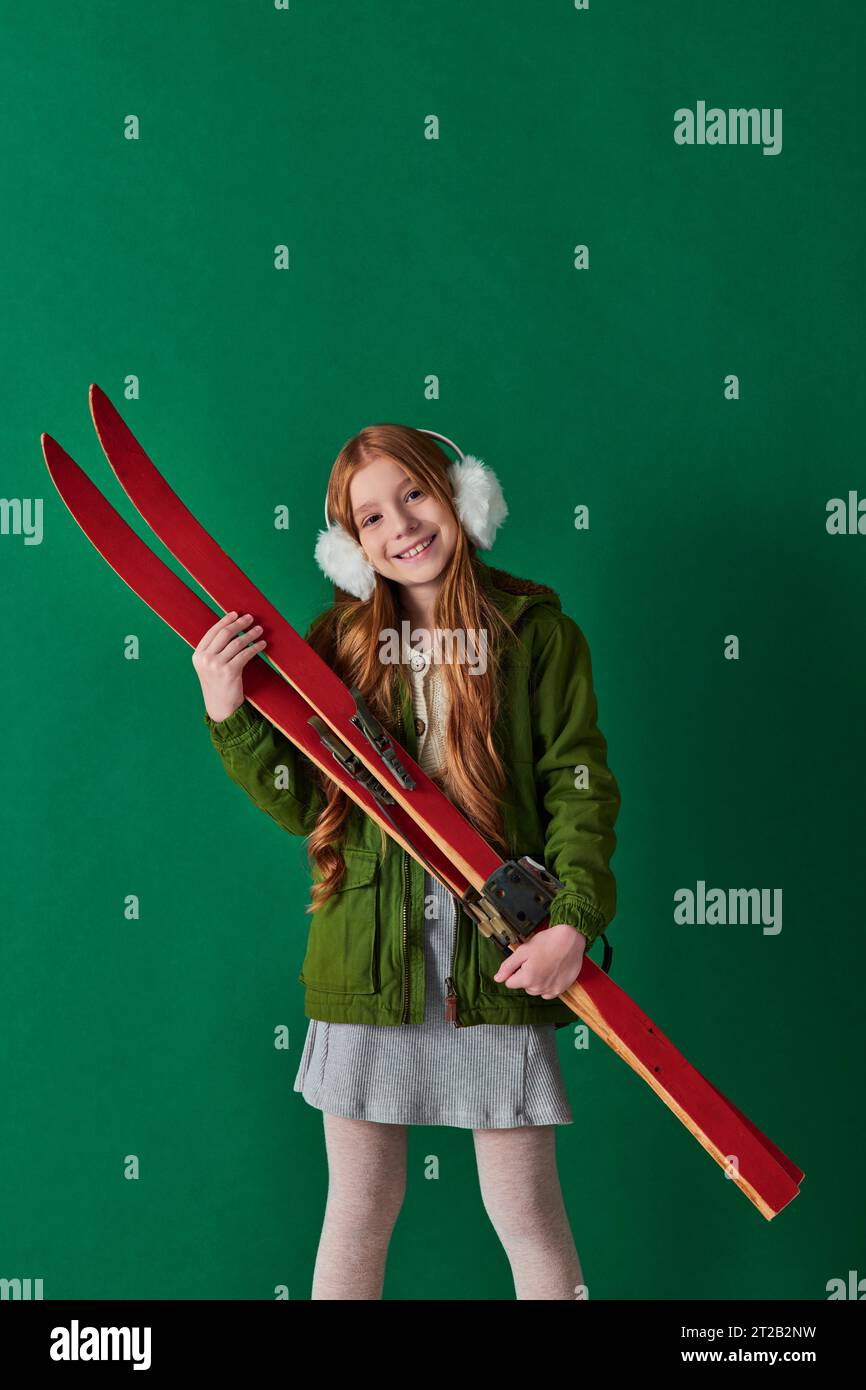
[1,0,863,1299]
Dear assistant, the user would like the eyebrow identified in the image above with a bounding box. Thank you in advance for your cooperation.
[352,473,415,519]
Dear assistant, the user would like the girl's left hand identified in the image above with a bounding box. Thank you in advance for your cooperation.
[492,923,587,999]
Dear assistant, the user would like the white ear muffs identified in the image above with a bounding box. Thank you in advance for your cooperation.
[313,428,508,601]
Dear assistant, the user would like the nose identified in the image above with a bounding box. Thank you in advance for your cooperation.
[392,510,419,542]
[389,519,420,557]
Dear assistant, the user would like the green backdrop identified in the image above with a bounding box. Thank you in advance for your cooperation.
[1,0,863,1300]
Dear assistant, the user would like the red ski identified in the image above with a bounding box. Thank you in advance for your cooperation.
[39,437,470,898]
[39,388,804,1219]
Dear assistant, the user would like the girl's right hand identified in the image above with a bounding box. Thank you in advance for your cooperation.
[192,611,268,723]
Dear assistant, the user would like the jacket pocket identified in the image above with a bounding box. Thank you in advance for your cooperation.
[299,848,380,995]
[476,928,554,1007]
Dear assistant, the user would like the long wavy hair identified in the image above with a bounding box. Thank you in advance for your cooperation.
[304,424,552,910]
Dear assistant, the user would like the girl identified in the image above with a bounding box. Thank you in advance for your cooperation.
[193,425,620,1300]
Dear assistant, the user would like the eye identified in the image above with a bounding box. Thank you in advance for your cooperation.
[360,489,422,528]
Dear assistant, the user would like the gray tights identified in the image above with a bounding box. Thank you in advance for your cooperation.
[310,1112,584,1300]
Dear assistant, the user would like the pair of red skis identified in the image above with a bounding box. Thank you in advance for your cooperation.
[41,386,804,1220]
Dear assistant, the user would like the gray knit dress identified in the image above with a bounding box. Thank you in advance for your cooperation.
[292,641,573,1130]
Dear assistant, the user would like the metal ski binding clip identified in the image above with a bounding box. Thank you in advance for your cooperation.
[348,686,416,789]
[308,716,397,806]
[460,856,566,950]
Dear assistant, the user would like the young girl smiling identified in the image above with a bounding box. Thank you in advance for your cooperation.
[195,424,620,1299]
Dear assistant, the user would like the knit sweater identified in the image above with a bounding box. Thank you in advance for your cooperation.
[402,635,449,774]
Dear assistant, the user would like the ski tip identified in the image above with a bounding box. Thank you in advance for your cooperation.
[89,384,109,444]
[89,382,115,418]
[40,432,63,479]
[41,433,77,469]
[39,432,58,467]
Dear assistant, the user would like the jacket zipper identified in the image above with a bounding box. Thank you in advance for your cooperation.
[400,851,411,1023]
[445,895,461,1027]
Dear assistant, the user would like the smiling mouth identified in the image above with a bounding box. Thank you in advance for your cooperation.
[394,533,436,560]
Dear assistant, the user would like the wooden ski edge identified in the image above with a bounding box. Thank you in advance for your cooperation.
[574,958,804,1187]
[560,961,802,1219]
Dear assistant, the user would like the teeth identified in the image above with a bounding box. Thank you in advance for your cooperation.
[397,534,434,559]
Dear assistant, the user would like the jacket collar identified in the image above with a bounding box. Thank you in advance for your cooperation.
[472,556,561,626]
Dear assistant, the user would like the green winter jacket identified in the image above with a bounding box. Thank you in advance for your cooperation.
[204,560,621,1029]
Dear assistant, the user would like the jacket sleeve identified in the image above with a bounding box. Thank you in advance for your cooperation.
[529,610,621,946]
[204,698,327,839]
